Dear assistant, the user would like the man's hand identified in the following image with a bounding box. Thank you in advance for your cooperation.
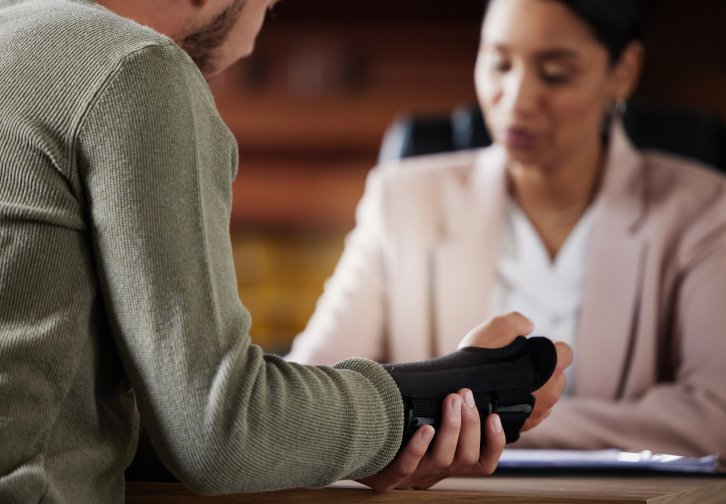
[360,312,546,491]
[457,312,573,432]
[358,389,506,491]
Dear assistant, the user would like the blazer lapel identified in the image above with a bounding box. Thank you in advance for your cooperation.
[432,148,508,354]
[576,123,648,398]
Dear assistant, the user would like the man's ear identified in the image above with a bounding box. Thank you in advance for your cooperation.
[611,41,645,100]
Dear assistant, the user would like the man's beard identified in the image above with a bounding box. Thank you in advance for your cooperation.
[178,0,247,76]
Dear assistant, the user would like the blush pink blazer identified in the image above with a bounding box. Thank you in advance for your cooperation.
[287,124,726,458]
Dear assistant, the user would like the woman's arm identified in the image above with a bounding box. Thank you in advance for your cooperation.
[286,169,391,365]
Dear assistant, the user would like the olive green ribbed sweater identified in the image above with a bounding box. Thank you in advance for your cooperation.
[0,1,403,502]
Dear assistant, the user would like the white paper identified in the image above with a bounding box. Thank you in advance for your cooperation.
[499,448,719,473]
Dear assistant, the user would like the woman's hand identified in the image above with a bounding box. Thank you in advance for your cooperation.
[457,311,534,349]
[458,312,573,432]
[522,340,573,431]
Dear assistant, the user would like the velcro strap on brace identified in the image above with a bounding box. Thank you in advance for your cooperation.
[383,336,557,446]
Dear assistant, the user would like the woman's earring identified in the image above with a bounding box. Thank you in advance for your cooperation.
[615,98,628,116]
[608,98,628,118]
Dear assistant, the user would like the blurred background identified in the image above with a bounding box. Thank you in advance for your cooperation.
[209,0,726,355]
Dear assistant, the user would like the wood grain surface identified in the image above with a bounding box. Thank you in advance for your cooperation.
[126,476,726,504]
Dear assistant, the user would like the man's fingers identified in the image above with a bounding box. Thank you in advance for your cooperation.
[360,425,434,492]
[426,394,463,469]
[432,413,506,479]
[478,413,506,475]
[453,389,481,467]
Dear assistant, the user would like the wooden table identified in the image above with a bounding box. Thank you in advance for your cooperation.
[126,475,726,503]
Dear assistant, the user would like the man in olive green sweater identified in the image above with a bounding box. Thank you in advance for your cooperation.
[0,1,569,502]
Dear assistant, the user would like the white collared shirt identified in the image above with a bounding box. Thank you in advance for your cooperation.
[488,198,598,393]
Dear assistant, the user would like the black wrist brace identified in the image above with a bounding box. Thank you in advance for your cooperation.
[383,336,557,446]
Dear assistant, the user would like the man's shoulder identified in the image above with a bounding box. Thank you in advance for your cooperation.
[1,0,208,135]
[2,0,192,93]
[8,1,167,49]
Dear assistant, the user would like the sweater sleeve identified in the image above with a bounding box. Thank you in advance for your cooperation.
[74,42,403,494]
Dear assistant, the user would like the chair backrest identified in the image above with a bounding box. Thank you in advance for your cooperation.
[379,102,726,174]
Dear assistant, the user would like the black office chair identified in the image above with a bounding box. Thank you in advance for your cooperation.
[379,102,726,173]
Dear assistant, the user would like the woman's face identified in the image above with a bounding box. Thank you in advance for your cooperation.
[476,0,634,167]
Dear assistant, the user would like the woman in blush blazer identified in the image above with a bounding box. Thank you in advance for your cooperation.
[287,0,726,458]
